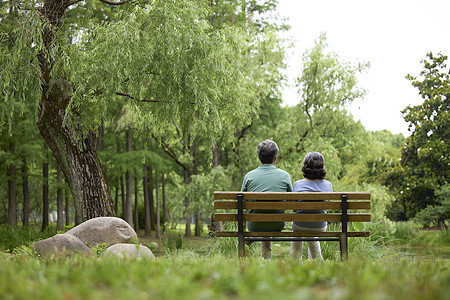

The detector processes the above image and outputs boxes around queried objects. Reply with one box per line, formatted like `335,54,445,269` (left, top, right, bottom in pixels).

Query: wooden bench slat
215,231,370,238
215,213,371,222
214,191,370,201
214,200,370,210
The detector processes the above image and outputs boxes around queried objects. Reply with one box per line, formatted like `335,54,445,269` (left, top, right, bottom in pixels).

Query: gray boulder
33,234,91,257
102,244,155,259
66,217,137,247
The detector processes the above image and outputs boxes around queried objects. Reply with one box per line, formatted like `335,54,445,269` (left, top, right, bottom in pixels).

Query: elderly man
241,139,293,259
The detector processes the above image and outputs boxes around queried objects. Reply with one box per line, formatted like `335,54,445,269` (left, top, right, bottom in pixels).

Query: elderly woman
290,152,332,260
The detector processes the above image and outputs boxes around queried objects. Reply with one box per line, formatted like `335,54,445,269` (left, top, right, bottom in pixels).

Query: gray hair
257,139,279,164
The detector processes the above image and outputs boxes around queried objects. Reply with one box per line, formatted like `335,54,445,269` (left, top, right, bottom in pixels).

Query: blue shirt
293,179,332,228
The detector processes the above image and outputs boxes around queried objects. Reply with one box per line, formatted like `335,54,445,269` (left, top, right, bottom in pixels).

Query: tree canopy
386,52,449,226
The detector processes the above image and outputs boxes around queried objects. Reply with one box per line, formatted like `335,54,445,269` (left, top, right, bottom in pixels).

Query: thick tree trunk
143,165,151,236
42,149,49,231
37,0,114,224
56,163,64,231
124,130,133,226
38,118,114,224
7,141,17,226
21,158,30,227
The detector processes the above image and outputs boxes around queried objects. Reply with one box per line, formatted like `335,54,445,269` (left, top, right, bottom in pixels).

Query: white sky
276,0,450,136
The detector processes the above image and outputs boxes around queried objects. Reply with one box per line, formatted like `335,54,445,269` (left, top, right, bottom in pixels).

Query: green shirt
241,164,292,231
241,164,293,193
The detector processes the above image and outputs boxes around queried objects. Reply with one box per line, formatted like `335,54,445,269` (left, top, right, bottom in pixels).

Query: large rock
102,244,155,259
33,234,91,257
66,217,137,247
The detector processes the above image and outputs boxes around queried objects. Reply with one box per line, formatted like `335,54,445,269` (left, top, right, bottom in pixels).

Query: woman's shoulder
294,179,332,187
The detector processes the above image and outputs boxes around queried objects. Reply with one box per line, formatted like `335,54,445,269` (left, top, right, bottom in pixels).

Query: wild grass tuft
0,225,57,252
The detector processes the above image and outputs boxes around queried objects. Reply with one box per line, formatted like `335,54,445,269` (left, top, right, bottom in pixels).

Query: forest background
0,0,448,238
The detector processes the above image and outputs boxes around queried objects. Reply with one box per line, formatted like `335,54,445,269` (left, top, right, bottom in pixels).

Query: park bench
213,191,371,259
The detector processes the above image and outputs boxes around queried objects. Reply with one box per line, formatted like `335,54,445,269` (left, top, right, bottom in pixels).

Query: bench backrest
214,192,371,223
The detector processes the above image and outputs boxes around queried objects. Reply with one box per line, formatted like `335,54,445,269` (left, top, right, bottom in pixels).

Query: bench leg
339,232,348,260
237,194,245,258
238,236,245,258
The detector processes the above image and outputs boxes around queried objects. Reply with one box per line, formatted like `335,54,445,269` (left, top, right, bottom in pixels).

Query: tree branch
115,92,159,103
66,0,84,7
172,121,185,148
29,62,47,85
98,0,129,6
153,135,188,171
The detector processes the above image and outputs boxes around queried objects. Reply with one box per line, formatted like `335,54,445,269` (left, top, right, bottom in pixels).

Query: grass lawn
0,223,449,300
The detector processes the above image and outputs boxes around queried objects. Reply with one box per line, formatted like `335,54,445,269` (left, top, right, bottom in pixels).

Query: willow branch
29,62,46,85
153,135,188,170
172,121,185,148
115,92,159,103
98,0,129,6
66,0,84,7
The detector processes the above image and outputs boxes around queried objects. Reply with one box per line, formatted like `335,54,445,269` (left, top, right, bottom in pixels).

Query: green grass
0,252,448,300
0,225,61,252
0,223,449,300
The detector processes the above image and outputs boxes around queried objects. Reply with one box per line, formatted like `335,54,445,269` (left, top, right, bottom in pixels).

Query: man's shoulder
244,167,259,176
274,167,291,177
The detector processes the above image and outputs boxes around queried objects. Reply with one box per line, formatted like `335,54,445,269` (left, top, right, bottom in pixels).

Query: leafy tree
1,0,255,223
386,53,449,224
276,34,368,180
414,184,449,229
207,1,288,188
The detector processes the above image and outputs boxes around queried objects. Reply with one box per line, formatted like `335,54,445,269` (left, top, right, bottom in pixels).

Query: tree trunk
124,130,133,226
195,213,201,237
193,141,201,237
38,119,114,224
184,168,191,238
125,170,133,225
42,147,49,231
143,165,151,236
149,166,155,231
65,185,70,226
134,176,139,233
56,163,64,231
22,158,30,227
162,172,166,234
114,179,119,217
211,145,223,231
213,144,221,167
117,136,123,217
156,173,161,239
37,0,114,224
7,141,17,226
120,175,125,217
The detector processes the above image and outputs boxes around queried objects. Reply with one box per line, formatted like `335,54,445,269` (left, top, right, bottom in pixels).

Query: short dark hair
302,152,326,179
257,139,279,164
